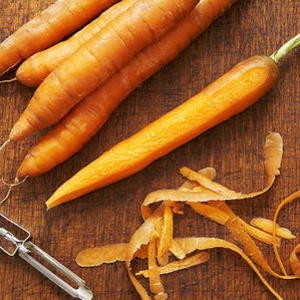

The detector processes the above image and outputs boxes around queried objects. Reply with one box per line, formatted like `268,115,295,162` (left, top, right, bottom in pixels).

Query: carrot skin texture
10,0,198,142
17,0,139,87
0,0,118,76
46,56,279,208
17,0,236,178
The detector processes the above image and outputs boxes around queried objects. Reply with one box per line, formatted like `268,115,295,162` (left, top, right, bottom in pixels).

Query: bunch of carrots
0,0,236,203
0,0,299,210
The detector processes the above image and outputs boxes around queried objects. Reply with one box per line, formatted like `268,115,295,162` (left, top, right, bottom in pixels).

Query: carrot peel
173,237,283,300
272,190,300,276
136,252,209,278
142,133,282,208
290,244,300,277
251,217,295,240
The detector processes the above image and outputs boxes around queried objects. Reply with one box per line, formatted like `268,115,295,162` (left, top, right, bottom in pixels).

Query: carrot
16,0,139,87
17,0,236,178
45,34,300,209
0,0,118,77
9,0,198,142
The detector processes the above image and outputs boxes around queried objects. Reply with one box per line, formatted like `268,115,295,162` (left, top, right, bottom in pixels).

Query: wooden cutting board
0,0,299,299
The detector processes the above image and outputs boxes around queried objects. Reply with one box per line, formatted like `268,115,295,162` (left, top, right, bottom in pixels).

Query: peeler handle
18,242,93,300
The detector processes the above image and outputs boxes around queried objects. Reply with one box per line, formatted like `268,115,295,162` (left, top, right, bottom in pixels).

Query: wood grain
0,0,299,299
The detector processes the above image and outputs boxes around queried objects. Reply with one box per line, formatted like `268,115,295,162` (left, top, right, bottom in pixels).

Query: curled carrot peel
143,161,296,279
142,133,282,207
239,220,281,246
272,190,300,276
147,237,167,298
126,207,164,299
251,217,295,240
206,202,281,246
183,169,296,279
224,216,280,277
173,237,283,300
125,261,152,300
189,202,230,225
147,165,281,278
168,239,186,260
290,244,300,277
76,243,129,267
76,243,149,267
136,252,209,278
157,204,174,266
186,190,279,277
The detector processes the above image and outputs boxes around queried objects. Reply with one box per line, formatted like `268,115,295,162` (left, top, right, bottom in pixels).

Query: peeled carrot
9,0,198,142
17,0,235,178
16,0,139,87
45,34,300,209
0,0,117,77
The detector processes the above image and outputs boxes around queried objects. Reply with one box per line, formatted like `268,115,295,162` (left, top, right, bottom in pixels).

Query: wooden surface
0,0,300,299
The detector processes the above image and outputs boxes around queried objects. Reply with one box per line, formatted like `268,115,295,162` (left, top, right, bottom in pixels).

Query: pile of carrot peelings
76,133,299,299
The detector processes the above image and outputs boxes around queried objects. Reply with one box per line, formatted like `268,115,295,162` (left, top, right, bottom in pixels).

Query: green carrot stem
270,33,300,64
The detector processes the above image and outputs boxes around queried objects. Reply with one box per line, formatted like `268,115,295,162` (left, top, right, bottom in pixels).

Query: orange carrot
46,34,300,208
16,0,139,87
9,0,198,142
46,48,293,208
17,0,236,178
0,0,117,77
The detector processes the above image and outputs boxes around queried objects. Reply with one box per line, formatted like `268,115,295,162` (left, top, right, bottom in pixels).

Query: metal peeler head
0,212,30,256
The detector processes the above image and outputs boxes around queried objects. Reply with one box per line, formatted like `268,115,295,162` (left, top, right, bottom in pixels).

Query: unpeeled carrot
46,54,281,208
9,0,198,142
17,0,236,178
0,0,117,77
16,0,139,87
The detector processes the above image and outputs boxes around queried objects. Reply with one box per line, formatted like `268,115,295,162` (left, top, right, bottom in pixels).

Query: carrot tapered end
10,118,33,142
46,178,95,209
46,191,69,209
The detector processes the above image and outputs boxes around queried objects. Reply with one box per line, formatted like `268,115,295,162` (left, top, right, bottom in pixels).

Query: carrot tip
46,199,56,210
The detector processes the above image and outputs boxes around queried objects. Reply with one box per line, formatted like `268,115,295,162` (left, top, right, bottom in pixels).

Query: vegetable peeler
0,213,93,299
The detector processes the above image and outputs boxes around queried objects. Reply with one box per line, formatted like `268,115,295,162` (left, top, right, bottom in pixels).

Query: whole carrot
9,0,198,142
45,34,300,209
17,0,236,178
16,0,139,87
0,0,118,77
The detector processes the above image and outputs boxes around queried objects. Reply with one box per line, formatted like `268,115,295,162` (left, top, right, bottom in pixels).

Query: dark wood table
1,0,299,299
